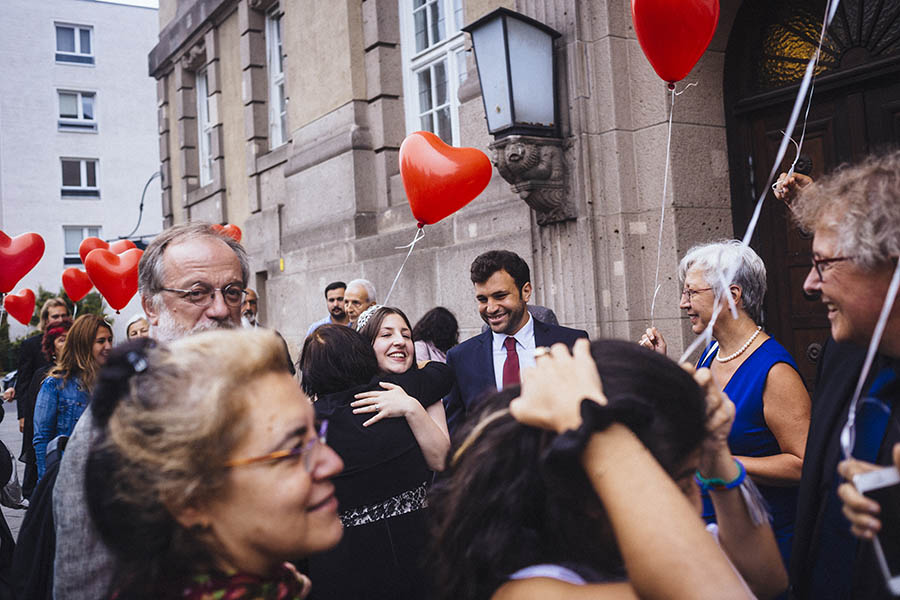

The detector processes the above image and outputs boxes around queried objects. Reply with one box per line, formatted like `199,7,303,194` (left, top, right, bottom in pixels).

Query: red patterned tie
502,336,520,388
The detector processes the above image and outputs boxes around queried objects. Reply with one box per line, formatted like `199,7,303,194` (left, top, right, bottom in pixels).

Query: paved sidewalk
0,403,26,540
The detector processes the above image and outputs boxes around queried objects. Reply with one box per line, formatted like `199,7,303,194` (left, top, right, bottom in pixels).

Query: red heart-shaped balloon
399,131,492,226
62,268,94,303
79,237,107,264
0,231,45,293
212,224,242,242
109,239,137,254
79,237,136,263
84,248,143,311
3,289,35,326
632,0,719,84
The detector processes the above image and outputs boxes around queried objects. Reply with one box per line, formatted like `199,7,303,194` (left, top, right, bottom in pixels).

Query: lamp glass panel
507,18,555,127
469,17,511,132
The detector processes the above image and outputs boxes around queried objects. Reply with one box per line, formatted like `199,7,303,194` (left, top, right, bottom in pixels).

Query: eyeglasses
225,420,329,471
160,283,246,307
810,255,854,282
680,287,712,301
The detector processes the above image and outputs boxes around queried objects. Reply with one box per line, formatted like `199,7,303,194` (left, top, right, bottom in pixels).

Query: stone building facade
148,0,900,372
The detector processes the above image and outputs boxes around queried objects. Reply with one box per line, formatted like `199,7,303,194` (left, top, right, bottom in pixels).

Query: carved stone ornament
489,135,574,225
180,41,206,71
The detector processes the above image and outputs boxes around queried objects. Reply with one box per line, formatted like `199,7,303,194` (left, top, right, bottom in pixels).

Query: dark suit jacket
790,338,900,599
443,318,588,434
14,334,49,421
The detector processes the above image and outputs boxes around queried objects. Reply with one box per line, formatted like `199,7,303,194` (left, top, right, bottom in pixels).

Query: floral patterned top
178,562,310,600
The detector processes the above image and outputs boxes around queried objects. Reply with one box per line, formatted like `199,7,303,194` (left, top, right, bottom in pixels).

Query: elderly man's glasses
160,283,246,307
811,255,854,282
226,420,328,472
681,287,712,301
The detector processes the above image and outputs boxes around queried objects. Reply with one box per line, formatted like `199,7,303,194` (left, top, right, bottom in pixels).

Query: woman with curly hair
33,314,112,479
412,306,459,363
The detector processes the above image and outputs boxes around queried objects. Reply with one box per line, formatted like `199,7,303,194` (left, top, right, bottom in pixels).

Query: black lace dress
307,362,452,600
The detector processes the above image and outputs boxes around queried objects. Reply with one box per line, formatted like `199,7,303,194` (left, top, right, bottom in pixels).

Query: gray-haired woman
641,239,810,566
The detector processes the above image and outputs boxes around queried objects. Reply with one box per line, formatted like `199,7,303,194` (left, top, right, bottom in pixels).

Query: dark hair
299,324,379,397
428,339,708,600
41,316,73,361
470,250,530,291
358,306,414,348
412,307,459,354
324,281,346,297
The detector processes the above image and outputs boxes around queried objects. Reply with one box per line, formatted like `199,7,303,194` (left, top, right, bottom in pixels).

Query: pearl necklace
716,326,762,363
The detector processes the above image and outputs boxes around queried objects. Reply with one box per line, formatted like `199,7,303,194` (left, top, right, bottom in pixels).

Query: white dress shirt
491,312,536,391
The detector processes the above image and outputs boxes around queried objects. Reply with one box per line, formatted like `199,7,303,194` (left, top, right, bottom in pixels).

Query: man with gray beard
52,223,248,600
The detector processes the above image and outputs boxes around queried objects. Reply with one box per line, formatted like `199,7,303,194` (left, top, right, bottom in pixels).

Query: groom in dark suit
444,250,588,434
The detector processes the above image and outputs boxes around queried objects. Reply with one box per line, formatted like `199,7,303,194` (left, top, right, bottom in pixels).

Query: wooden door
724,0,900,390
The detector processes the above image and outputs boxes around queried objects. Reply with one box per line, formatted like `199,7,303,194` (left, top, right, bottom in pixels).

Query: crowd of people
0,149,897,599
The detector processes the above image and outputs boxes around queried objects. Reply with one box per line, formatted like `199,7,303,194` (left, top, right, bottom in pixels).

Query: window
401,0,466,145
58,90,96,131
61,158,99,198
196,69,213,186
56,23,94,65
63,226,101,264
266,7,287,148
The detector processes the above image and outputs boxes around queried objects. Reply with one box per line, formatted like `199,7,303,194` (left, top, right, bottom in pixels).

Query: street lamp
463,8,574,225
463,8,561,138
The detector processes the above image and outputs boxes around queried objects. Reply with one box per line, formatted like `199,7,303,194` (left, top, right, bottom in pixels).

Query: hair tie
125,350,148,374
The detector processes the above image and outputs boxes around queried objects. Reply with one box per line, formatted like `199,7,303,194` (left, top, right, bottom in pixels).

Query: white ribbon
383,227,426,306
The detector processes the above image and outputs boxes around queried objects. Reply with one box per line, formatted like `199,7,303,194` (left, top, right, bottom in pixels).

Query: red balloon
109,239,137,254
79,237,136,263
78,237,107,264
399,131,492,226
3,289,35,326
211,224,242,242
84,248,143,311
632,0,720,84
62,268,94,303
0,231,44,294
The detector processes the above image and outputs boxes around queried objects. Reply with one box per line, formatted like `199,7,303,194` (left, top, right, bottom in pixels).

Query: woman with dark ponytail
85,329,344,599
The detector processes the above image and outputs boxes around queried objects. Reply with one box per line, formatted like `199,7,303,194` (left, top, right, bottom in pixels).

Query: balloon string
840,260,900,459
678,0,841,365
72,303,78,319
649,85,677,324
383,227,426,306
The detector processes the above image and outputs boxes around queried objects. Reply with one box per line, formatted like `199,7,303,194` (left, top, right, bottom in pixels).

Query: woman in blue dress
641,239,810,566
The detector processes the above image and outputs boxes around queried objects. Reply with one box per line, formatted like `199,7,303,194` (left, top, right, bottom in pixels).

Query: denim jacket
33,375,89,478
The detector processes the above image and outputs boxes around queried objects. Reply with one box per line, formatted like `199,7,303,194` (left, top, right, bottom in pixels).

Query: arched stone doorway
724,0,900,389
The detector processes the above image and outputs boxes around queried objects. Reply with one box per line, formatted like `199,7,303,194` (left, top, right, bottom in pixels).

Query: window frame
63,226,101,264
57,89,97,132
195,68,213,186
60,158,100,198
55,22,95,65
266,5,287,149
399,0,467,146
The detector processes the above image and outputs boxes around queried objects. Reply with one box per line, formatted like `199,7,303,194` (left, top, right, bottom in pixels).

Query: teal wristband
695,458,746,492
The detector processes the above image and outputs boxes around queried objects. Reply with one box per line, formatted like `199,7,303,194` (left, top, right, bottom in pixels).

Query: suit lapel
533,317,549,347
478,329,495,389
